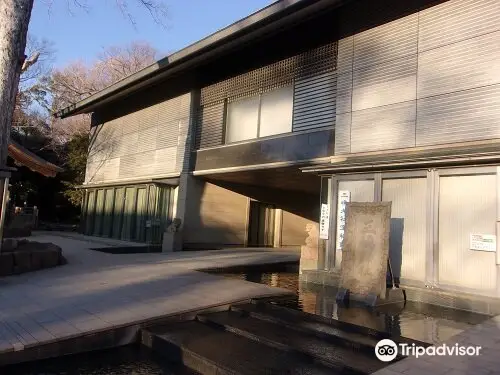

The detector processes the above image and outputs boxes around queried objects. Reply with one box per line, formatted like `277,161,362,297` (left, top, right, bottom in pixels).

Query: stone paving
0,232,297,354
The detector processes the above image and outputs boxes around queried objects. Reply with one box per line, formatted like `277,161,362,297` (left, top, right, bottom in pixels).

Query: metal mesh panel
200,42,338,106
195,42,338,149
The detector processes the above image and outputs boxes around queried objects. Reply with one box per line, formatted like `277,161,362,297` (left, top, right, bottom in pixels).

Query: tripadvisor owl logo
375,339,398,362
375,339,482,362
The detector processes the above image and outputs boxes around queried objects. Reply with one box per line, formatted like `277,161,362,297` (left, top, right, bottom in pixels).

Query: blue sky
28,0,274,68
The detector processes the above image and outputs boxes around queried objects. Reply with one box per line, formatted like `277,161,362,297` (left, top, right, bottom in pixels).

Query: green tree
61,132,89,207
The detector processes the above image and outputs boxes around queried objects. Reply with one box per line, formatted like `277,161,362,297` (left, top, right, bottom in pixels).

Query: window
225,96,259,143
225,86,293,143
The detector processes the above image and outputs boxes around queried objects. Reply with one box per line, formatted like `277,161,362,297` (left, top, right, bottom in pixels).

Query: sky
28,0,275,68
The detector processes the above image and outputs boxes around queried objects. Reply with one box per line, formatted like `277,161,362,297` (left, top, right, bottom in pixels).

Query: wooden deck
0,232,297,363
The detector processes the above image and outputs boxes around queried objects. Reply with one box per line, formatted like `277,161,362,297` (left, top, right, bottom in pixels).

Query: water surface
2,345,194,375
216,271,490,344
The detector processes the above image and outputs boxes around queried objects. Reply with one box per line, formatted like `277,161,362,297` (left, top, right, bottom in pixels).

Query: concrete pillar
162,174,189,252
273,209,282,248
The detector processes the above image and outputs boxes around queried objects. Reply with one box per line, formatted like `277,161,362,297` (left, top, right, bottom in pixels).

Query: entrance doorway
248,201,276,247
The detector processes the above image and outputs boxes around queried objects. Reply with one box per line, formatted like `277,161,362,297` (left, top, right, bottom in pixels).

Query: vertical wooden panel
102,188,115,238
93,189,105,236
112,188,125,240
438,174,497,294
135,188,147,242
382,178,427,283
85,190,95,235
122,187,137,241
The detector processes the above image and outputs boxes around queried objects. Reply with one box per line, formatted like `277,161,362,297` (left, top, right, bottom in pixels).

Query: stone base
299,258,318,274
336,287,406,308
377,287,406,306
162,232,182,252
0,240,64,276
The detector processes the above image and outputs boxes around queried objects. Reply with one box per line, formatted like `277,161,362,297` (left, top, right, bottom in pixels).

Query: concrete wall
280,210,311,249
335,0,500,154
180,175,318,250
182,177,248,249
86,93,192,184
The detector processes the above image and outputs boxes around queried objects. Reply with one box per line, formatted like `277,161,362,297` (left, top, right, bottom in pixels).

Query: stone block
2,238,18,252
31,250,43,270
162,232,182,252
299,223,320,273
39,250,60,268
0,253,14,276
13,251,31,273
339,202,392,300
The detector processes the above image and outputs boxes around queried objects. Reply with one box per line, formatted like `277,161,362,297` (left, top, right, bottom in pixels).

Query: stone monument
299,223,319,273
336,202,404,307
162,218,182,252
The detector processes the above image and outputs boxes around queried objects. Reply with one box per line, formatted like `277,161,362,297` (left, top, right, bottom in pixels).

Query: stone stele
338,202,392,300
299,222,319,273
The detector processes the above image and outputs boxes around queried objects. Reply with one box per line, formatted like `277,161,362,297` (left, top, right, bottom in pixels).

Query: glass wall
82,183,174,244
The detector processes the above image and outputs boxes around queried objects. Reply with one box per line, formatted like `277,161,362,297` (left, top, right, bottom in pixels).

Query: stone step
232,302,382,349
197,310,386,374
142,320,354,375
233,301,427,349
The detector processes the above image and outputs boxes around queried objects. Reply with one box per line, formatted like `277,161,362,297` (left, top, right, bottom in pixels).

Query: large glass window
225,86,293,143
259,86,294,137
225,96,259,143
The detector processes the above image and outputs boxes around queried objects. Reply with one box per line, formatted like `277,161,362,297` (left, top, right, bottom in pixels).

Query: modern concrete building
58,0,500,309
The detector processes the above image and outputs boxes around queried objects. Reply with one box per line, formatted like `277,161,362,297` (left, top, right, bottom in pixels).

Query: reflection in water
3,345,191,375
218,271,490,344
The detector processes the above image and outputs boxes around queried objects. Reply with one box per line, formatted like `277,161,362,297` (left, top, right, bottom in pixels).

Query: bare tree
0,0,167,164
20,34,55,85
48,41,158,144
0,0,35,165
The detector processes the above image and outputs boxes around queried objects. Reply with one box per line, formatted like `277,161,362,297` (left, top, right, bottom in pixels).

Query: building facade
58,0,500,308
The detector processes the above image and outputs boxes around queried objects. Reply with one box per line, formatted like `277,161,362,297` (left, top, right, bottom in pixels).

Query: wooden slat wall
86,93,191,184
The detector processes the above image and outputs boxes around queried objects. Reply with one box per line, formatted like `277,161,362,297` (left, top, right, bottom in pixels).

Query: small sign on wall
336,190,350,251
470,234,496,252
319,203,330,240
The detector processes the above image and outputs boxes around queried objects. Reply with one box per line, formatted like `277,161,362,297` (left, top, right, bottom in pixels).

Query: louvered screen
194,102,225,149
293,71,336,132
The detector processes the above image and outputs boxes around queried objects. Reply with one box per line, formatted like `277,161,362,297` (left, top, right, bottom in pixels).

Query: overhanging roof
55,0,346,118
302,140,500,174
8,140,64,178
